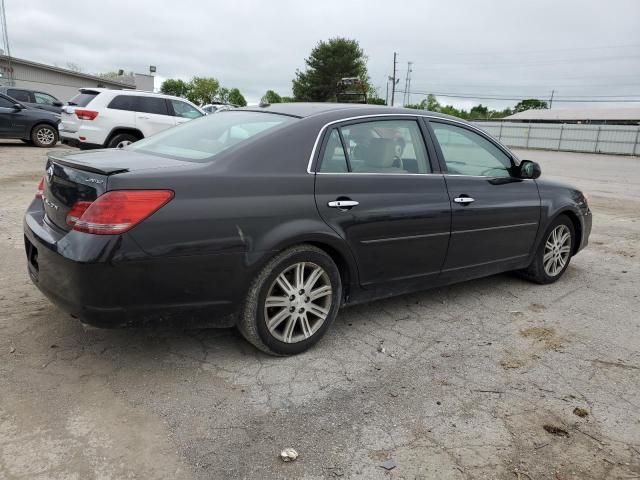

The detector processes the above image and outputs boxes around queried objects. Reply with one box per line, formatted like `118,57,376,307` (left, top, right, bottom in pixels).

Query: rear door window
68,91,99,107
107,95,137,111
135,96,170,116
7,89,32,103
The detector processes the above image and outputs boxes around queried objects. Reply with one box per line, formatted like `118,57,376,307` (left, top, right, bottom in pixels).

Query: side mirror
12,103,24,111
519,160,541,179
52,101,63,107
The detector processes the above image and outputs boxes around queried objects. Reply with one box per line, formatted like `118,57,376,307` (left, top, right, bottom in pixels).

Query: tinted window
107,95,136,111
170,100,203,119
34,92,58,105
338,120,430,174
136,96,169,116
129,111,294,162
7,89,31,102
432,122,512,177
0,96,15,108
68,91,98,107
319,129,348,173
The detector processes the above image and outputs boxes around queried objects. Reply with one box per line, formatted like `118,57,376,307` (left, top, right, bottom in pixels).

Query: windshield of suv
128,111,295,162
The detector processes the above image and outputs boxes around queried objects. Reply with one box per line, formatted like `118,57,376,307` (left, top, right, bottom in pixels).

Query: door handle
137,115,150,119
328,200,359,209
453,196,475,204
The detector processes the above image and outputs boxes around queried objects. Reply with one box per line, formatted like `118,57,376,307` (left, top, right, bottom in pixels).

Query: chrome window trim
306,113,513,175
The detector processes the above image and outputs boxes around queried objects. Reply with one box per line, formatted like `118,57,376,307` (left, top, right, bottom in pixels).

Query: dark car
0,86,64,114
23,104,592,355
0,93,60,147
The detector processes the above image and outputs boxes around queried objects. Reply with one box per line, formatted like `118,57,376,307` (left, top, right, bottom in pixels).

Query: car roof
78,88,193,102
239,102,457,121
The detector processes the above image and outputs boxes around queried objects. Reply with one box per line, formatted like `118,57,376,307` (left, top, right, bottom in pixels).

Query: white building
0,55,153,102
504,107,640,125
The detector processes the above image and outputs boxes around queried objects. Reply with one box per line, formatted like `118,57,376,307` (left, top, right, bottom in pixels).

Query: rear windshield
68,91,98,107
128,111,295,162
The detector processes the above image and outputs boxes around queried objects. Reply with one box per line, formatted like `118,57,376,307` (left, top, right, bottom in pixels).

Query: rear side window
7,89,31,102
136,96,169,116
107,95,136,111
319,129,348,173
68,91,98,107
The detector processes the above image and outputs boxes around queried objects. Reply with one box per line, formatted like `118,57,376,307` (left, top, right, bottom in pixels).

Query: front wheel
31,124,58,148
238,245,342,355
519,215,575,284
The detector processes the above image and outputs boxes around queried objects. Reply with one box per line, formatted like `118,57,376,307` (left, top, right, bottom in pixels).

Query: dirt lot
1,141,639,480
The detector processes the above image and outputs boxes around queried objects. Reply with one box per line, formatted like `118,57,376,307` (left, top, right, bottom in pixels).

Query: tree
227,88,247,107
292,37,369,102
160,79,190,98
187,77,220,105
469,104,489,120
514,98,548,113
216,87,230,103
262,90,282,104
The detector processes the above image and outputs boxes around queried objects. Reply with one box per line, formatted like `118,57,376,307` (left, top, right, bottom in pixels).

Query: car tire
238,244,342,355
31,124,58,148
519,215,575,284
107,133,139,149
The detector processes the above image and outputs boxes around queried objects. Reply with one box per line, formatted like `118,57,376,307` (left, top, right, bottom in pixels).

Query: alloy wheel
264,262,332,343
36,128,55,145
543,224,571,277
117,140,132,149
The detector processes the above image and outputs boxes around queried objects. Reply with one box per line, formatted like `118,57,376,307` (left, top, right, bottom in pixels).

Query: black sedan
24,104,591,355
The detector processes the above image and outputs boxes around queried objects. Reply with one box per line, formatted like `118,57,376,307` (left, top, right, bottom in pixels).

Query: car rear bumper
24,201,242,329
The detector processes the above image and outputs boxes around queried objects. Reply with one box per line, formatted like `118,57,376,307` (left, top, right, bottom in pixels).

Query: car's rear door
426,119,541,279
314,116,451,288
134,97,175,136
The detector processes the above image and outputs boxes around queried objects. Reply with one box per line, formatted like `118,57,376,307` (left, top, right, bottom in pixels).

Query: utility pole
390,52,398,107
549,89,555,109
0,0,13,85
404,61,412,105
385,77,390,105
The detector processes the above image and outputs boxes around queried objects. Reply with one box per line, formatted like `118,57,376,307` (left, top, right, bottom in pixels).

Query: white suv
59,88,204,149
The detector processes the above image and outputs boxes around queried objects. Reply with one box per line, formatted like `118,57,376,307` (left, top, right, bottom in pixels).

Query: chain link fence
473,121,640,156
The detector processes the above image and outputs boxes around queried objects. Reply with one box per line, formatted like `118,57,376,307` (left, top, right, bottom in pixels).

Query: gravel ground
1,141,639,480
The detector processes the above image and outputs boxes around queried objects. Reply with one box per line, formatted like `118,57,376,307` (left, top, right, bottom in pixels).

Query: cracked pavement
1,142,639,479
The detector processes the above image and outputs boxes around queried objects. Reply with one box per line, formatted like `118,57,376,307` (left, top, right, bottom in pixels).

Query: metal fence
473,121,640,156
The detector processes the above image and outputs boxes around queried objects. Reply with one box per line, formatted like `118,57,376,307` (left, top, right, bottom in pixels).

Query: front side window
170,100,203,119
128,111,295,162
336,119,430,174
34,92,58,105
135,96,169,116
7,89,31,102
0,96,15,108
432,122,513,177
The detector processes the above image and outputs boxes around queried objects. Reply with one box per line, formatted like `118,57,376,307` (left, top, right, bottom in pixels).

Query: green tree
262,90,283,104
514,98,548,113
469,104,489,120
281,96,295,103
187,77,220,105
216,87,230,103
227,88,247,107
292,37,369,102
160,78,190,98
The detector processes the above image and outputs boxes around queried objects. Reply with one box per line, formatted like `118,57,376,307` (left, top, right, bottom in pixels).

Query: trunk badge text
85,178,104,184
42,196,59,210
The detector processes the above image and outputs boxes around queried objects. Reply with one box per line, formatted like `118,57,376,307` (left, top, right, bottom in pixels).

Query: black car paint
23,104,592,328
0,93,60,141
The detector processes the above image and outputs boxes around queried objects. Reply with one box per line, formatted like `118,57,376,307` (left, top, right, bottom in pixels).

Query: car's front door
427,120,541,278
314,117,451,288
0,96,18,135
169,99,203,125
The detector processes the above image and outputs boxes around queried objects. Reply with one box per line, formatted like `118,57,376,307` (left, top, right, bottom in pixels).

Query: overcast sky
8,0,640,109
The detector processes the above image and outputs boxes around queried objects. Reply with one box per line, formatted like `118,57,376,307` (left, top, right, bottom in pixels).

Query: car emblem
46,165,54,183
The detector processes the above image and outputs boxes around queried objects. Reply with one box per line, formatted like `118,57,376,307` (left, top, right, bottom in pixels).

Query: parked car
59,88,205,149
0,86,64,114
202,104,236,114
24,104,592,355
0,92,60,147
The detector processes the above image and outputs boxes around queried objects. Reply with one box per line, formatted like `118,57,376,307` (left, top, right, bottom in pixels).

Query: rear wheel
519,215,575,284
31,124,58,148
238,245,342,355
107,133,139,149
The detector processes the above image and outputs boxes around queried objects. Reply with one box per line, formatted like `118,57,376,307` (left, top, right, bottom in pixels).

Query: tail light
75,109,99,120
35,177,44,199
66,190,174,234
